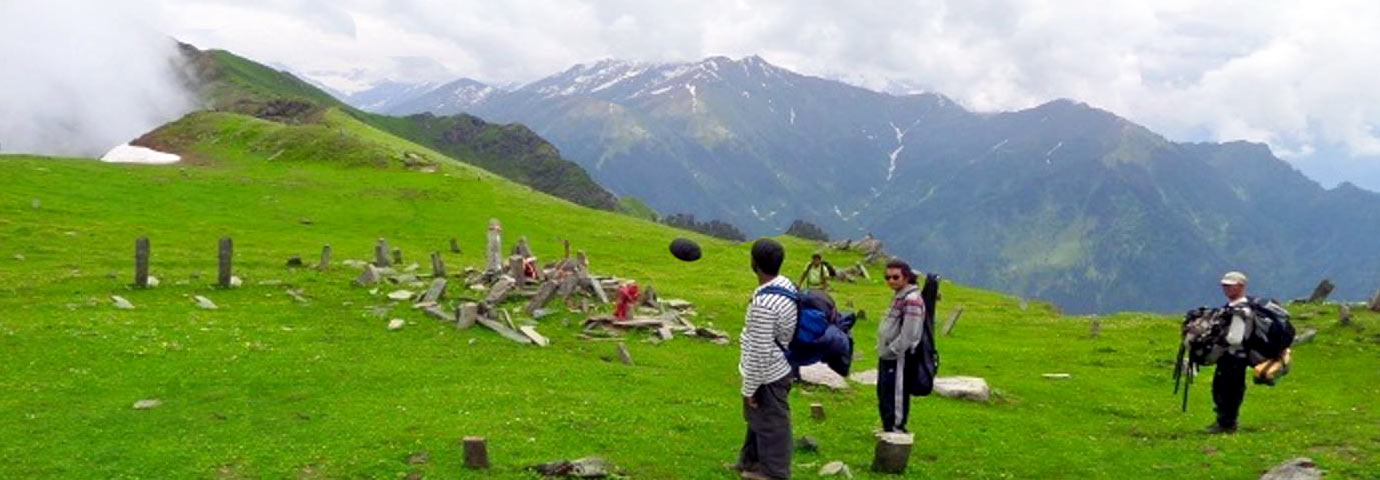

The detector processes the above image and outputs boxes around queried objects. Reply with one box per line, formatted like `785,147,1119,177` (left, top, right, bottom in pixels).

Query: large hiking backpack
755,286,853,374
903,274,941,396
1246,297,1294,360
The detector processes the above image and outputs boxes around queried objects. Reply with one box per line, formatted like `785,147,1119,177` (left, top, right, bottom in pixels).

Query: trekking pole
1180,368,1193,412
1172,344,1186,394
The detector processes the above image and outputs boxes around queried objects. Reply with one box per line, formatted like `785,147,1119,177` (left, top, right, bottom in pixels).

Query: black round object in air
670,238,702,262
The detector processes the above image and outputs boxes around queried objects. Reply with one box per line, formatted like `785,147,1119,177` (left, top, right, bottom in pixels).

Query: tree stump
457,302,479,330
1307,279,1335,303
871,432,913,474
810,403,826,420
942,307,963,336
217,237,233,288
317,244,331,270
134,237,150,288
374,238,391,268
462,436,489,469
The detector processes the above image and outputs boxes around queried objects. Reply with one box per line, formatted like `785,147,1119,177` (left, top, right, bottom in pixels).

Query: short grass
2,112,1378,479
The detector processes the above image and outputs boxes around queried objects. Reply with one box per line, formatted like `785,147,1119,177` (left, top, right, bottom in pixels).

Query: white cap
1220,271,1248,286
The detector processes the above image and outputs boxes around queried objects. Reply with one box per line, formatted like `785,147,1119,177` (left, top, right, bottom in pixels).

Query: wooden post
942,307,963,336
871,432,913,474
217,237,233,288
134,237,150,287
449,238,461,254
457,303,478,330
317,244,332,270
462,436,489,469
392,248,403,266
374,238,390,268
810,403,826,420
431,251,447,278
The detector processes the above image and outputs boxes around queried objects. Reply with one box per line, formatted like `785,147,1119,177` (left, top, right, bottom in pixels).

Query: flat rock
819,461,852,478
133,398,161,410
355,265,381,286
797,436,820,453
798,363,849,390
194,296,218,310
386,290,415,301
1260,458,1323,480
228,276,243,288
111,295,135,310
849,369,878,385
530,456,612,478
1042,373,1072,380
934,376,991,402
1294,328,1317,345
146,276,160,287
387,319,405,331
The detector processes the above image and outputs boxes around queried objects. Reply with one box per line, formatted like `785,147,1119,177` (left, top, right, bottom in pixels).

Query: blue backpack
755,286,838,368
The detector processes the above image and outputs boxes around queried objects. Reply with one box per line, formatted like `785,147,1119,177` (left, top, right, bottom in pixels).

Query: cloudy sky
5,0,1379,189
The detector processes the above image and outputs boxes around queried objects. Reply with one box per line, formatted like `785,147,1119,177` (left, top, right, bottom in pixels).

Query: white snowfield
100,144,181,165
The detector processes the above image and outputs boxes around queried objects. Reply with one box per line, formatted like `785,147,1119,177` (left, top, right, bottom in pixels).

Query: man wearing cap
1208,271,1252,434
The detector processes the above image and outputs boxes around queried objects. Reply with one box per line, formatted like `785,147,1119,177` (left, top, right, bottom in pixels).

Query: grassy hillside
182,44,617,210
1,111,1378,479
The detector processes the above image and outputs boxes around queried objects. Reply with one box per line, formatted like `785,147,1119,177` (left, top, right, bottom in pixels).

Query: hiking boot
1203,423,1237,435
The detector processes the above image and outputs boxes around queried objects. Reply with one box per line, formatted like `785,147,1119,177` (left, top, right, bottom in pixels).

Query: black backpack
1246,297,1294,360
903,273,941,396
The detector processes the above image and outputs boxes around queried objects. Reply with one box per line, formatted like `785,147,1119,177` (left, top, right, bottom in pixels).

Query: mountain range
322,56,1380,313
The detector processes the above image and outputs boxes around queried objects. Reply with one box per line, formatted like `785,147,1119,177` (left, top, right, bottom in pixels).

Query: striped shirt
878,285,925,360
740,276,798,397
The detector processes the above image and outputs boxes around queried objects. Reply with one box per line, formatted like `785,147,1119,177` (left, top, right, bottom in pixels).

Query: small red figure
614,281,640,320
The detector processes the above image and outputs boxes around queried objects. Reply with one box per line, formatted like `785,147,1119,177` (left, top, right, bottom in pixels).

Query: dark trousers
1213,353,1248,427
738,376,793,479
878,358,911,432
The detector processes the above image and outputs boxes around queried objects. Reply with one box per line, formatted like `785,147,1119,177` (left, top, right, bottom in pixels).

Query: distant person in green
798,253,830,291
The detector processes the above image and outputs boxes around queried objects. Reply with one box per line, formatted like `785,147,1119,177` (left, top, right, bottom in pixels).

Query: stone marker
849,369,879,386
355,265,381,286
1090,317,1102,338
194,296,218,310
449,238,461,254
799,363,849,390
111,295,135,310
617,342,634,365
819,461,851,478
1369,288,1380,312
810,403,826,420
525,280,559,315
1294,328,1317,345
285,255,304,267
388,319,405,331
1339,304,1352,326
317,245,332,270
430,252,446,278
1306,279,1335,303
419,278,447,304
485,276,516,304
519,326,549,347
942,306,963,336
934,376,991,402
1259,457,1323,480
486,219,503,273
133,399,161,410
134,237,150,287
462,436,489,469
871,431,914,474
374,238,391,268
392,248,403,266
457,303,479,330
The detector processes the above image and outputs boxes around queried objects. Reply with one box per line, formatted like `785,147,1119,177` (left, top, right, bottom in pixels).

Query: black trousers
1213,353,1248,428
738,376,793,479
878,358,911,432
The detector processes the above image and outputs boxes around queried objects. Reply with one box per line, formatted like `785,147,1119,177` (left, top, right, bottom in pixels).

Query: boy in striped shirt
732,238,798,479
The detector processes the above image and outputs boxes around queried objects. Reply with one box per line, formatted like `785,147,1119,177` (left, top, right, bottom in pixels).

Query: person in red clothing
614,281,640,320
